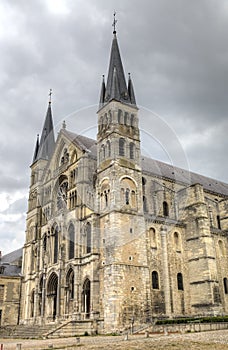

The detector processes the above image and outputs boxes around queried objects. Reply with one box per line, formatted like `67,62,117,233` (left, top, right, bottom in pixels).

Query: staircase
0,324,56,339
45,319,95,338
0,319,98,339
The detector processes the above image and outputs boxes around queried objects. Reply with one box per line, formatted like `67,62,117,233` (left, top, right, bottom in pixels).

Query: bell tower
97,17,150,332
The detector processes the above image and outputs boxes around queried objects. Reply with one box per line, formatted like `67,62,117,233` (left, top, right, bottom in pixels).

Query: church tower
21,96,55,321
97,17,150,331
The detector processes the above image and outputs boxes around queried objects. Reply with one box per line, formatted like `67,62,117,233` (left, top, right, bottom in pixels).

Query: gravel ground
1,329,228,350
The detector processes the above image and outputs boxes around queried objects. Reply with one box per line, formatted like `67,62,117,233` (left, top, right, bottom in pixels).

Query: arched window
43,233,47,252
174,232,180,251
86,223,91,254
218,240,225,256
224,278,228,294
53,226,59,264
125,188,130,205
142,177,146,194
108,110,112,124
143,196,148,212
177,273,184,290
152,271,159,289
129,143,135,159
118,109,123,124
217,215,221,229
106,140,111,157
149,227,156,247
124,112,128,125
119,138,125,156
68,223,75,260
130,114,135,127
163,201,169,217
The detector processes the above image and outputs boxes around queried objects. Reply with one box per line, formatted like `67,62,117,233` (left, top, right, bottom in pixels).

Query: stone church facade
20,28,228,333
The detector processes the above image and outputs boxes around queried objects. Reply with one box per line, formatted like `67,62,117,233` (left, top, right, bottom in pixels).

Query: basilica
20,25,228,333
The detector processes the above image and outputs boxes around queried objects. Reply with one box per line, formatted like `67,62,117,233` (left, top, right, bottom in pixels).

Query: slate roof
0,247,22,277
63,131,228,197
36,102,55,161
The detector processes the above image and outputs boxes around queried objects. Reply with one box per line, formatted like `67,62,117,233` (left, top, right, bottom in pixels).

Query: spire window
129,143,135,159
119,138,125,156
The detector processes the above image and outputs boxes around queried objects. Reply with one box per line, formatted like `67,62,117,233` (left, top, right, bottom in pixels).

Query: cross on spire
112,11,117,34
49,88,52,104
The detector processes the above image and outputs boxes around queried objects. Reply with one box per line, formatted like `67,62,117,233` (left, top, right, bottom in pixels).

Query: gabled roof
62,129,97,158
62,132,228,196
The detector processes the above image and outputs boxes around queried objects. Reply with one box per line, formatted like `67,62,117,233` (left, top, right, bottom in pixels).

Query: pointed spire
32,134,40,163
99,75,106,108
100,13,137,108
128,73,136,105
37,91,55,160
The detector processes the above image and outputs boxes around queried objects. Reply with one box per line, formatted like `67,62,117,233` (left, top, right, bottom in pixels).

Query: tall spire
32,134,40,163
101,13,137,107
37,90,55,160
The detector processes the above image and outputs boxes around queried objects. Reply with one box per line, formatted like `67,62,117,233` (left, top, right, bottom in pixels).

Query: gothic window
119,138,125,156
86,223,91,254
143,196,148,212
108,110,112,124
218,240,225,256
60,148,69,165
142,177,146,194
53,226,59,264
106,140,111,157
224,278,228,294
131,190,136,207
130,114,135,127
43,233,47,252
124,112,128,125
217,215,221,229
152,271,159,289
57,181,68,210
129,142,135,159
30,289,35,318
103,113,108,126
177,273,184,290
125,188,130,205
68,223,75,260
174,232,180,251
120,177,137,209
100,180,110,210
118,109,123,124
163,201,169,217
149,227,157,247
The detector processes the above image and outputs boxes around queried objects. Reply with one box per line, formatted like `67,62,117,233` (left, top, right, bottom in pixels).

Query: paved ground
1,329,228,349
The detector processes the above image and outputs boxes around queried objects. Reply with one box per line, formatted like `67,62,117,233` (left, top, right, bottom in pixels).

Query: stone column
160,226,172,317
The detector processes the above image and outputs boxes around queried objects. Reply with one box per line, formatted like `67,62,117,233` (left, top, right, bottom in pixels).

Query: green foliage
156,315,228,325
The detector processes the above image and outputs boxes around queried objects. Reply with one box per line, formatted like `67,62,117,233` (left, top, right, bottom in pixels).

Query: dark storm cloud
0,0,227,253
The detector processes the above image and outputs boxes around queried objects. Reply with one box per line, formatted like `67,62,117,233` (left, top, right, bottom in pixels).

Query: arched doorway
66,268,74,315
82,279,90,318
47,272,58,320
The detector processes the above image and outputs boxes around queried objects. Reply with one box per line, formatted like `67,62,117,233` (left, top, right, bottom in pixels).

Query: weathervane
49,88,52,104
112,11,117,34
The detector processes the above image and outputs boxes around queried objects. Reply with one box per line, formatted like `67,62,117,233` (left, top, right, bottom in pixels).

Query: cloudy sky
1,0,228,254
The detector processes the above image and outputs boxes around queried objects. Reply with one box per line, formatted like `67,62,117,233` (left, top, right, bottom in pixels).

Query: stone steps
0,324,55,339
46,320,94,338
